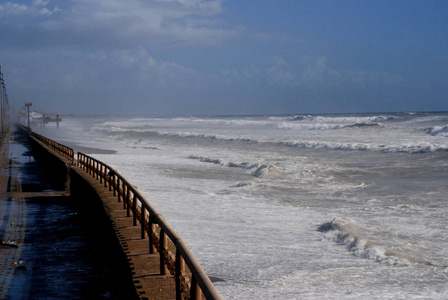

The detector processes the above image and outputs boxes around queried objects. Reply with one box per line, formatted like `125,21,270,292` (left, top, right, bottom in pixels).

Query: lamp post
25,102,32,136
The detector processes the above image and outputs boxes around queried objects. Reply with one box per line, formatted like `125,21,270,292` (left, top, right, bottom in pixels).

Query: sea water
33,112,448,299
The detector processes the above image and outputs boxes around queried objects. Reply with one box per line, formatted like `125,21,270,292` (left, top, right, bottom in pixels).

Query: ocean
33,112,448,299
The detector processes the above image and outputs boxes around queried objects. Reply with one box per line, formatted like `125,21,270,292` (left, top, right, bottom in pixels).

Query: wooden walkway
72,166,178,300
6,126,222,299
0,131,179,299
0,132,137,298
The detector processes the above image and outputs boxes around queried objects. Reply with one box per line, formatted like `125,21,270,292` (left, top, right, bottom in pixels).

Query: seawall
22,124,222,300
22,126,139,298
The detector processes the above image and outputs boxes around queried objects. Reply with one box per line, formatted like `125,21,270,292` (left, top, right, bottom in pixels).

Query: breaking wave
289,115,313,121
188,155,279,178
298,115,398,124
94,126,256,143
174,117,274,126
427,125,448,137
284,140,448,153
319,218,430,266
92,115,448,154
96,126,448,153
278,122,382,130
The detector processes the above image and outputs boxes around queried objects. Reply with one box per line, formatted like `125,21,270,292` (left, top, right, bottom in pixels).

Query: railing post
121,181,126,207
117,178,121,202
126,188,131,217
133,194,137,226
175,252,185,300
123,185,131,211
103,166,108,187
190,277,201,300
141,208,146,239
113,175,117,196
99,164,103,184
160,229,168,275
149,217,156,254
108,170,113,191
88,158,92,175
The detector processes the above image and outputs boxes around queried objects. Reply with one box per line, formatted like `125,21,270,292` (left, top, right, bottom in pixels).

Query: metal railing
30,129,75,163
76,152,222,300
18,125,222,299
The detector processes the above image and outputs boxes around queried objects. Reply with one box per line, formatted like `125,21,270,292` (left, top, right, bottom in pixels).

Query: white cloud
1,0,235,50
158,0,223,14
33,0,50,6
0,0,60,17
39,7,60,15
0,2,28,15
66,0,231,48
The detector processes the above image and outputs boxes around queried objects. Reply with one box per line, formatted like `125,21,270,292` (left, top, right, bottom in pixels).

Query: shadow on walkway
0,128,137,299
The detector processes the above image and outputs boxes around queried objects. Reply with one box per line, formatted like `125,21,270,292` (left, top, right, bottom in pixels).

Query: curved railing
19,124,74,163
31,131,74,163
77,152,222,300
22,122,222,300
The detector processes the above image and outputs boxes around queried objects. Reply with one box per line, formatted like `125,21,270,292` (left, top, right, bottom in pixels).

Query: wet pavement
0,130,117,299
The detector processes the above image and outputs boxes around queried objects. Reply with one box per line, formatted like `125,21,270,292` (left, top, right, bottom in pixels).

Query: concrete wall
26,133,71,192
26,130,139,299
70,169,138,299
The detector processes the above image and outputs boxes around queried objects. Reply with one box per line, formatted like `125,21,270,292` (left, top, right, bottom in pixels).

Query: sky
1,0,447,116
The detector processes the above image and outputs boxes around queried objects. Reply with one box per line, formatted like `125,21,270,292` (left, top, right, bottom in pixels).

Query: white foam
33,113,448,299
319,218,431,266
188,154,279,178
428,125,448,137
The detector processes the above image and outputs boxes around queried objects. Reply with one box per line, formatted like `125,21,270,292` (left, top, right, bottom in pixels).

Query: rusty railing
77,152,222,300
19,124,221,299
31,131,74,163
19,124,75,163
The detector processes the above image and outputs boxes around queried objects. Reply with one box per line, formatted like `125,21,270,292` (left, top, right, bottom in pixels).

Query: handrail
32,131,74,163
18,123,74,163
17,123,222,299
77,152,222,300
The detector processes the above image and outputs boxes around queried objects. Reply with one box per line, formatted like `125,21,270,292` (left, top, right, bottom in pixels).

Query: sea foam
319,218,430,266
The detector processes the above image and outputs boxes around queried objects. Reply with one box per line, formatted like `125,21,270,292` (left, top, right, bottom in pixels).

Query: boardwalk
73,171,177,299
0,126,221,299
0,129,140,298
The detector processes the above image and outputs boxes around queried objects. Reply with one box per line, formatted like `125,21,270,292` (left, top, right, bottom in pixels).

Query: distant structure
43,113,62,124
20,107,62,128
0,66,10,134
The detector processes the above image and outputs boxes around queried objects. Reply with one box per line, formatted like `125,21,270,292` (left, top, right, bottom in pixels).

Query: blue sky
1,0,447,115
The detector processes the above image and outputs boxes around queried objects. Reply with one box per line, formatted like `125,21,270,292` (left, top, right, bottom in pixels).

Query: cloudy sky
1,0,447,115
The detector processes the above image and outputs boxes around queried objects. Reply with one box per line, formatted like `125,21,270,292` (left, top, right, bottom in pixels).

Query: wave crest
427,125,448,137
188,155,279,178
319,218,430,266
284,140,448,153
